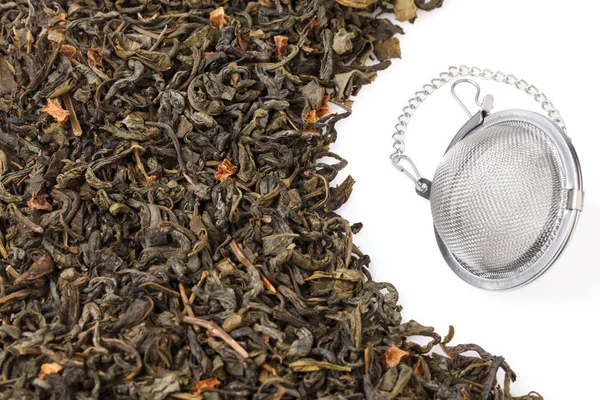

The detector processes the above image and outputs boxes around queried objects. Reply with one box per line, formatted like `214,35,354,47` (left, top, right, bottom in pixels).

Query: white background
332,0,599,398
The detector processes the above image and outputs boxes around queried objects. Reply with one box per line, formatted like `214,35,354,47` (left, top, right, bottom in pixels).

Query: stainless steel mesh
430,121,568,280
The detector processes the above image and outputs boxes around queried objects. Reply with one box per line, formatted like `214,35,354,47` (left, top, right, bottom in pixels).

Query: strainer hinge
566,189,584,211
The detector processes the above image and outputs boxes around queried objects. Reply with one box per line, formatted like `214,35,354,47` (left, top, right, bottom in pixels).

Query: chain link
390,65,567,189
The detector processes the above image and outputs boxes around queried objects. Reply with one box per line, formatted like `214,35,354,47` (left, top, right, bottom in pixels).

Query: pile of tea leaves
0,0,542,399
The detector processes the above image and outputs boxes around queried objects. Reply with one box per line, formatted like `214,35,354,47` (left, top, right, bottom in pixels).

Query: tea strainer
390,66,584,290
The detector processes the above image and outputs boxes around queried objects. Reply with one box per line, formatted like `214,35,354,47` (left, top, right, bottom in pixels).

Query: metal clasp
391,78,495,201
390,153,430,198
451,79,495,117
390,153,421,185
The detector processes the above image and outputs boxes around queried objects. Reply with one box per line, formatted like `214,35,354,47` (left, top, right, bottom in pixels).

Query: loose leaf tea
0,1,539,399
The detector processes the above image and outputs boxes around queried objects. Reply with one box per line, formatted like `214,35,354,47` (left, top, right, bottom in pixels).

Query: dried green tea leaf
262,233,298,255
289,360,352,372
333,29,356,54
374,37,402,61
394,0,418,22
334,70,378,100
15,251,54,287
133,374,180,400
0,2,540,399
305,269,363,282
328,175,356,210
415,0,445,11
336,0,378,8
0,57,17,95
287,328,314,359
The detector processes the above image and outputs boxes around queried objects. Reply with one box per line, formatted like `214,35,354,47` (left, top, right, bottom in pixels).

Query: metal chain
390,65,567,189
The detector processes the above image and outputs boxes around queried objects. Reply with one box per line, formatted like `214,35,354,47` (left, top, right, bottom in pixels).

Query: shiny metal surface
432,110,583,290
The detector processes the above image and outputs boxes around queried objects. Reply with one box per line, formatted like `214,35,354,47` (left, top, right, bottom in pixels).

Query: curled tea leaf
335,0,378,8
415,0,444,11
0,2,538,399
47,28,65,43
287,328,314,359
133,374,180,400
15,251,55,287
305,269,363,282
0,57,17,95
333,29,356,54
288,360,352,372
105,297,154,332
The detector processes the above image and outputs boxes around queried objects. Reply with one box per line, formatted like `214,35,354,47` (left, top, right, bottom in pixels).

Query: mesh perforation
430,121,567,279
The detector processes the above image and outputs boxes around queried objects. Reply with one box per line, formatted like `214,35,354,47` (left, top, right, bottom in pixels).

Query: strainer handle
390,65,567,192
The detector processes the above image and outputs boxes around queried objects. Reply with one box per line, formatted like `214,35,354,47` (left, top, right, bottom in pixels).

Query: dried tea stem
4,266,21,280
179,283,200,332
61,94,82,136
0,289,37,305
182,316,249,359
229,240,253,268
11,206,43,233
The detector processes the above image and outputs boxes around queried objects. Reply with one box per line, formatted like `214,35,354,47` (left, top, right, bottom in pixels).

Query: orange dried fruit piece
215,159,237,182
380,345,409,369
27,195,53,211
39,363,63,379
258,0,275,7
274,35,289,56
42,98,70,124
87,50,102,67
192,377,220,394
305,109,317,124
210,7,228,29
316,95,331,118
60,44,77,58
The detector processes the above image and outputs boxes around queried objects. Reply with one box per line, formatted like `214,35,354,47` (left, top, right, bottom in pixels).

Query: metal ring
434,109,583,290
